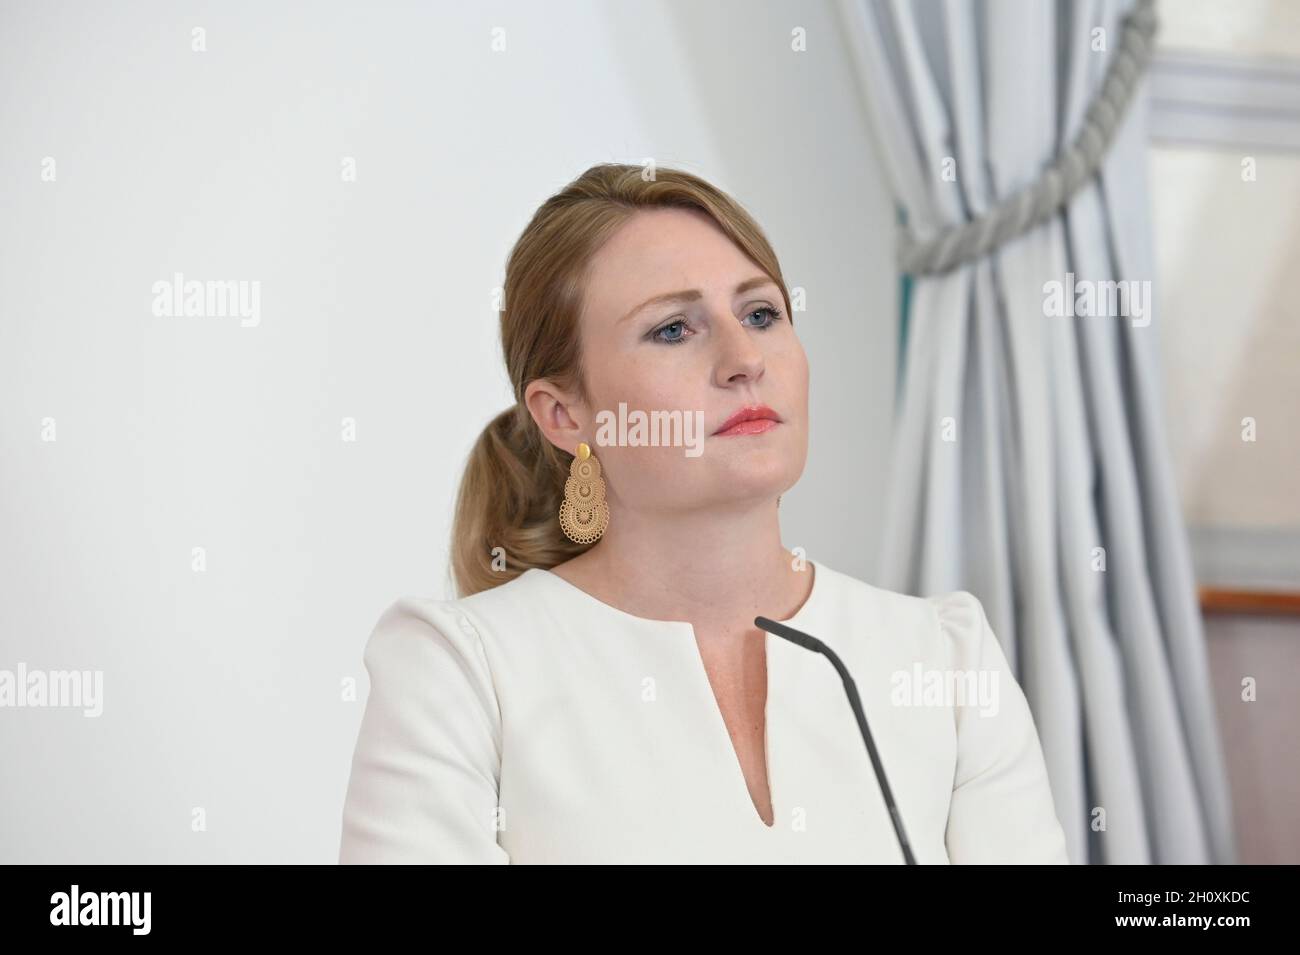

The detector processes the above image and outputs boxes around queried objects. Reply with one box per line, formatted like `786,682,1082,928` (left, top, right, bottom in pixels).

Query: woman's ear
523,379,586,456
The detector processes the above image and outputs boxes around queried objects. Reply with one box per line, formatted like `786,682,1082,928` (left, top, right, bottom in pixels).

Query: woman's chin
705,464,796,499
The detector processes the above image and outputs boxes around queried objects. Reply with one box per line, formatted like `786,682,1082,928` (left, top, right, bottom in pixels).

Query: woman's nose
712,312,766,386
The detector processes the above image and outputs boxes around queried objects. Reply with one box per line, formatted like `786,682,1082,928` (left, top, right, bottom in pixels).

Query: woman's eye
653,319,691,345
745,305,784,329
651,306,783,345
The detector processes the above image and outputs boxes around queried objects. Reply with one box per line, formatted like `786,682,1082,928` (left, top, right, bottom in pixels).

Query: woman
338,163,1070,864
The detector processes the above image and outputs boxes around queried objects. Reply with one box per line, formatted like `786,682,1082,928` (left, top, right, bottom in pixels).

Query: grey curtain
838,0,1236,864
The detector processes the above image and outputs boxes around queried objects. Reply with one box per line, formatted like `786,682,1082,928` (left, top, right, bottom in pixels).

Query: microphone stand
755,615,917,864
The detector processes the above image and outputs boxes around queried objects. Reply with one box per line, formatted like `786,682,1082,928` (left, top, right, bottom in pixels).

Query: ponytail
450,405,584,597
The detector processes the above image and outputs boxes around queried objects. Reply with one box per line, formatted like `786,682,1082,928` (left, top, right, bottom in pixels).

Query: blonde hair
450,162,793,597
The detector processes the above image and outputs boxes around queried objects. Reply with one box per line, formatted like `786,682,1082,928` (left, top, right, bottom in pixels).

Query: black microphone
755,615,917,864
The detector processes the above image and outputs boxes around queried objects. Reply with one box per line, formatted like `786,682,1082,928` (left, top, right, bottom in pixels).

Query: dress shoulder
917,589,1072,864
922,589,1005,670
926,589,984,635
339,595,509,864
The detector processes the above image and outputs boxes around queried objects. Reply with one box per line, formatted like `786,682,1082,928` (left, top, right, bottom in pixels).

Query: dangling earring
777,495,782,508
559,442,609,545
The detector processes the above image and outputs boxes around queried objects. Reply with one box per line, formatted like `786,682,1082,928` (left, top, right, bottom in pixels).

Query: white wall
1150,147,1300,533
0,1,897,862
1157,0,1300,59
1149,0,1300,537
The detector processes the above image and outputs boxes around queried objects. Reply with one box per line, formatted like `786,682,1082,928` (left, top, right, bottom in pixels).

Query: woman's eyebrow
618,275,776,324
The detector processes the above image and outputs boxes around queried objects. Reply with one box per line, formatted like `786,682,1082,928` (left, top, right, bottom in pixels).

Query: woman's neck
551,498,810,634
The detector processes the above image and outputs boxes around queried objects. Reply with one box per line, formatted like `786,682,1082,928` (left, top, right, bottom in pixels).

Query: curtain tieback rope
898,0,1158,276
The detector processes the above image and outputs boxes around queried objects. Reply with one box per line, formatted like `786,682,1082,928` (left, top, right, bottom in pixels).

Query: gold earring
559,442,609,545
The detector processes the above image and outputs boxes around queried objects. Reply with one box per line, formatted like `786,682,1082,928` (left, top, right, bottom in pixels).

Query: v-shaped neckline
526,561,821,831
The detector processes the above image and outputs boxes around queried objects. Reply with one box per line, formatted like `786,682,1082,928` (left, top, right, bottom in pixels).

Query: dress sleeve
929,591,1071,864
339,597,510,864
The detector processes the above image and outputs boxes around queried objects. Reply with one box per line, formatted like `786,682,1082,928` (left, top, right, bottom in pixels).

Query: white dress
338,560,1070,864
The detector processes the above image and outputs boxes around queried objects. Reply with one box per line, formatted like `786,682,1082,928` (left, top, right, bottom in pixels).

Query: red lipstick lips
713,404,781,437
